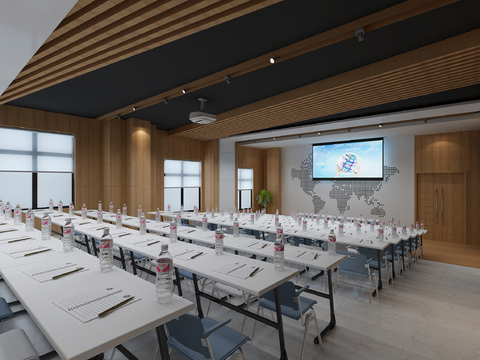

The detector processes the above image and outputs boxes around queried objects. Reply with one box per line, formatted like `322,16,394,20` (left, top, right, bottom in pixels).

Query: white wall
282,136,415,223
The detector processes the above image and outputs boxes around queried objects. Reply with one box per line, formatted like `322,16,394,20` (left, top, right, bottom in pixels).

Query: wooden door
417,173,464,243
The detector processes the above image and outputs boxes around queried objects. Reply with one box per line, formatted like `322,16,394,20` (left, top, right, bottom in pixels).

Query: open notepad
23,262,88,282
125,238,162,247
211,262,263,279
53,287,140,323
0,235,34,245
3,245,52,258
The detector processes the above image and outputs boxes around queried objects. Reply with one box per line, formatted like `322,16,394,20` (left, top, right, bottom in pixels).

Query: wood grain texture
0,0,281,104
171,28,480,140
422,239,480,269
265,148,281,214
235,144,265,212
415,130,480,246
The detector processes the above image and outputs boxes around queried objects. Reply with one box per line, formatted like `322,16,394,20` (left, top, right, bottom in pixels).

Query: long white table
0,217,194,360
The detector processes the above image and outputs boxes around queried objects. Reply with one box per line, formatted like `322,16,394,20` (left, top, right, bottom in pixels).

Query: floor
423,239,480,269
1,243,480,360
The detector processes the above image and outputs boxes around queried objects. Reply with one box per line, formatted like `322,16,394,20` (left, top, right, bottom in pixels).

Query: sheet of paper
3,245,51,258
125,238,162,247
53,287,140,323
0,235,34,245
211,262,246,275
22,262,88,282
170,248,195,258
175,251,205,261
229,265,263,279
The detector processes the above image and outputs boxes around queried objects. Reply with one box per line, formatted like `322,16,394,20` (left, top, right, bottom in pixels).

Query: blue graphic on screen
312,139,383,179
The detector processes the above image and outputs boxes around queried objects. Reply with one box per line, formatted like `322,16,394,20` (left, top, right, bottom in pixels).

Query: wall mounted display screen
312,138,384,180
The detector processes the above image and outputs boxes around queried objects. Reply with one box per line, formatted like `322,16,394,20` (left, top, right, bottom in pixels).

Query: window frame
237,168,253,210
164,159,201,211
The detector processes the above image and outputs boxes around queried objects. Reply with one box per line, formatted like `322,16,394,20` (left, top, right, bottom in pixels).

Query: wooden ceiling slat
0,0,275,104
54,0,112,32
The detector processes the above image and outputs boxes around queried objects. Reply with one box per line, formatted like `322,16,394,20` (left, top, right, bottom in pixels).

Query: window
164,159,201,211
0,128,74,209
238,168,253,210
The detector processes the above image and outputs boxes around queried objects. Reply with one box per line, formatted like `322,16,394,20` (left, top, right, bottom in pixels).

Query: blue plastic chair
335,251,378,303
0,297,14,321
358,247,393,288
166,313,250,360
252,281,322,360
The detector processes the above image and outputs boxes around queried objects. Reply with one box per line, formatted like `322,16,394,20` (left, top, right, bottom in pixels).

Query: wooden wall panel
265,148,281,214
235,144,265,212
415,130,480,246
0,104,102,209
203,140,219,211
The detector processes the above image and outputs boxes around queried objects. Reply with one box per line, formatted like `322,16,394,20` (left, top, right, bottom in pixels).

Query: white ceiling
0,0,77,96
226,100,480,148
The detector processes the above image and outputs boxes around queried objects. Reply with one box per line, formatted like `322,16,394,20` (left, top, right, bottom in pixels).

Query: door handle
435,189,438,225
441,188,444,225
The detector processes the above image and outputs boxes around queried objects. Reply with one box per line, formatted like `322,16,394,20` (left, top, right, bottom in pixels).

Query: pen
24,248,52,256
147,241,160,246
8,237,32,243
118,233,131,237
52,267,84,280
261,243,268,249
249,267,260,277
98,296,135,318
188,230,195,233
191,252,203,259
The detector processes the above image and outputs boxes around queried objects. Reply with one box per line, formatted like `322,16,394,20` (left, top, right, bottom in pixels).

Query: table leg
192,274,204,319
129,251,137,276
174,267,183,297
401,240,405,272
373,249,383,294
274,287,289,360
118,247,127,271
155,325,170,360
390,243,395,280
92,238,98,257
318,269,336,339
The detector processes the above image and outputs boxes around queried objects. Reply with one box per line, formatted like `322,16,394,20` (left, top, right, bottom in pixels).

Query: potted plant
257,189,272,209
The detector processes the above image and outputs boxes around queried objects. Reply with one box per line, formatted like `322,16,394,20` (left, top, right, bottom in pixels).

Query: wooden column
266,148,282,214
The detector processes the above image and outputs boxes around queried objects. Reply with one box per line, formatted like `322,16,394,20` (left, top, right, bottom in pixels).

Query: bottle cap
102,228,110,236
161,244,168,251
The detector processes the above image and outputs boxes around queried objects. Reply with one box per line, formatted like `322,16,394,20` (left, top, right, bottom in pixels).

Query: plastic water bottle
274,224,285,270
211,209,215,218
41,213,51,239
81,204,87,219
328,229,336,255
421,221,424,230
356,220,361,234
14,204,22,225
339,219,344,237
215,228,224,254
250,212,254,224
378,225,384,242
180,205,184,214
221,208,224,217
69,203,74,216
4,202,12,220
392,222,397,238
156,244,173,304
156,208,161,223
206,206,210,214
122,204,127,216
202,214,208,231
275,209,279,228
233,218,240,237
402,223,407,235
170,219,177,242
302,217,307,231
410,222,414,233
109,202,114,214
297,216,302,227
63,219,75,252
116,210,122,229
26,208,34,231
194,205,198,217
58,200,63,214
167,204,171,213
139,213,146,235
315,213,320,226
48,199,54,211
0,199,3,215
370,220,375,232
97,208,103,224
99,228,113,272
230,210,234,222
98,200,102,211
324,217,328,230
137,205,142,218
176,213,181,227
416,221,420,231
215,206,218,214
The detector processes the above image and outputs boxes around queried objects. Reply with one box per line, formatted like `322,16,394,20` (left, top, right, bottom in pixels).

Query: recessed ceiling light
133,107,137,111
378,124,382,128
273,137,276,140
269,57,276,64
182,89,187,94
317,132,321,135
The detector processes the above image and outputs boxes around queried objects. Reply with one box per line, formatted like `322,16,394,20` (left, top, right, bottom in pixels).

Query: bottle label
99,240,111,249
123,207,127,211
215,233,223,240
70,206,74,209
138,209,142,213
14,210,20,215
63,228,71,236
116,215,121,220
233,224,239,228
156,258,172,273
329,236,336,242
275,243,284,252
140,219,145,224
170,225,176,230
277,229,283,235
202,219,207,223
42,220,47,226
26,215,31,220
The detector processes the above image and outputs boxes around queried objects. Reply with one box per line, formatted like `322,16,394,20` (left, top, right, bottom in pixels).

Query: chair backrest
337,251,370,277
262,281,299,311
166,313,211,359
357,247,386,265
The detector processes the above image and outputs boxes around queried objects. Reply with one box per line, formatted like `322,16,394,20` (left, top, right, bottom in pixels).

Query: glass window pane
183,161,200,175
239,180,252,190
37,133,73,154
164,160,181,174
0,154,32,171
37,156,73,172
164,188,181,212
164,176,182,188
0,172,32,208
240,190,252,209
37,173,72,208
239,168,253,180
183,188,199,211
184,176,200,187
0,128,33,151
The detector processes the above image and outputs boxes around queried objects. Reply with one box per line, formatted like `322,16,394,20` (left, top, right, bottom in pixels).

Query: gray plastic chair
166,313,250,360
0,329,39,360
335,251,378,304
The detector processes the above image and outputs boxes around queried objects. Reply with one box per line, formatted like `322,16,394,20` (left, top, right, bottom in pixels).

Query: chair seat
178,269,204,281
0,297,14,320
259,296,316,321
0,329,39,360
338,267,370,279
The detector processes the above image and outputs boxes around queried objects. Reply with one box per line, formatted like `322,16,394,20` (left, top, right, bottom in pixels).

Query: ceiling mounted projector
189,98,216,124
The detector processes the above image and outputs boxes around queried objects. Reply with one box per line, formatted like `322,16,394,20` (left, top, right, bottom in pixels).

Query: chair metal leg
251,304,261,340
300,314,309,360
241,294,252,333
312,310,323,349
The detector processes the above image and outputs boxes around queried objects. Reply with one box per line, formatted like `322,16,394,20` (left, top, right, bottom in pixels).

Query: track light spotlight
182,89,187,94
223,75,231,84
162,97,168,104
115,114,121,120
423,119,428,123
355,27,365,41
269,57,278,64
378,124,382,128
132,107,137,111
273,137,276,140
